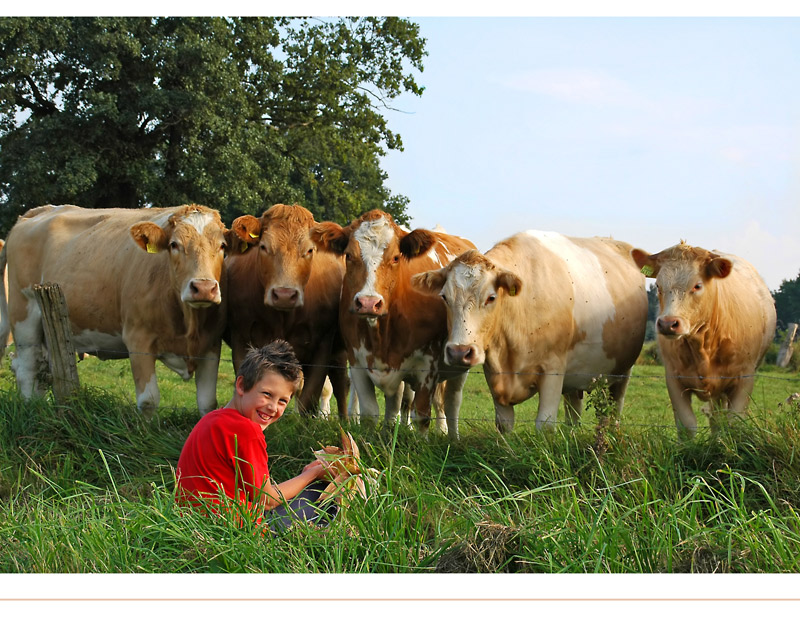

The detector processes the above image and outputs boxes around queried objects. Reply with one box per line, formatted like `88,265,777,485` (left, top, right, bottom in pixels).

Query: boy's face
235,371,295,431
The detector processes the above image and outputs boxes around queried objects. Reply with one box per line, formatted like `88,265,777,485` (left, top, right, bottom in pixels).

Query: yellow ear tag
146,242,158,254
509,286,517,296
641,265,654,277
241,242,249,253
249,232,259,239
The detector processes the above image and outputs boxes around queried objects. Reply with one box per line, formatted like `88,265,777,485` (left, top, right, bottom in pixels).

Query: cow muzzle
184,278,221,306
353,295,386,317
267,286,303,310
656,315,687,338
445,343,482,367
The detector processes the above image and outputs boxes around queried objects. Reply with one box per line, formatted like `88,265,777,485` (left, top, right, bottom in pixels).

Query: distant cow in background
631,242,776,436
412,231,648,432
225,204,349,418
0,204,231,415
312,210,476,439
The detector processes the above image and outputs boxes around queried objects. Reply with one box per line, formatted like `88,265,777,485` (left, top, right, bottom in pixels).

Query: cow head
312,210,439,319
631,243,733,339
130,205,230,308
411,249,522,367
230,204,319,311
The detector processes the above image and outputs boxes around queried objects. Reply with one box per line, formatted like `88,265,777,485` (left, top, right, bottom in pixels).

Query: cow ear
130,222,167,254
631,248,659,278
230,215,261,254
399,229,436,259
410,267,448,296
311,222,348,255
706,256,733,280
496,271,522,297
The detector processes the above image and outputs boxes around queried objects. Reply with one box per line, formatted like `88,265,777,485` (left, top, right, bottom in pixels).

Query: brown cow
311,210,476,439
0,204,231,415
412,231,648,432
631,242,777,436
225,204,349,417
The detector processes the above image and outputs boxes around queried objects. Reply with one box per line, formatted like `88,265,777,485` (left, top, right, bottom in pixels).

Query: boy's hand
302,459,333,481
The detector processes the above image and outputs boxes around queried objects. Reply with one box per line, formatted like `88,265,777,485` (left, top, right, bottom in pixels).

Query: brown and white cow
412,231,648,432
631,242,776,436
311,210,476,439
0,204,231,415
225,203,349,418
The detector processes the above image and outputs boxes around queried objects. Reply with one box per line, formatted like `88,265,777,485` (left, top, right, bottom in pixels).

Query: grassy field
1,343,799,575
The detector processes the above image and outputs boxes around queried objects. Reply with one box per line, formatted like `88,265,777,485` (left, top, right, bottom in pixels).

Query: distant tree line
0,16,426,233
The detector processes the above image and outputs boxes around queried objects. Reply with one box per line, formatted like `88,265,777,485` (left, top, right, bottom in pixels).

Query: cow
311,210,476,439
631,242,777,436
225,204,349,418
0,204,231,415
411,231,648,433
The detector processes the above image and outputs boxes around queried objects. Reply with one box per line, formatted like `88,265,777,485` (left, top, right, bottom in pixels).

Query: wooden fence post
777,322,798,368
32,283,80,401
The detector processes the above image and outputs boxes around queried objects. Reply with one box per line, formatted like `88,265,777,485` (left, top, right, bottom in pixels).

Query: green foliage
0,17,426,232
773,270,800,330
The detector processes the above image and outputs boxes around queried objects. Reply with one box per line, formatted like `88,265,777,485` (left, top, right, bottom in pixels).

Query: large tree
0,16,425,232
773,271,800,330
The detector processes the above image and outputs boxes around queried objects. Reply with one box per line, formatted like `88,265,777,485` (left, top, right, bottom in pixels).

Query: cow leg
329,352,350,421
443,374,467,441
563,390,584,425
350,366,380,423
410,385,433,434
399,382,414,426
494,399,515,433
9,298,48,397
430,382,447,435
610,372,632,421
665,372,697,438
129,351,160,416
536,372,565,429
194,348,220,415
296,364,327,416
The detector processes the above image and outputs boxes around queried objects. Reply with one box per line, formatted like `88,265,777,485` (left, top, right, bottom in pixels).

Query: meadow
1,343,799,574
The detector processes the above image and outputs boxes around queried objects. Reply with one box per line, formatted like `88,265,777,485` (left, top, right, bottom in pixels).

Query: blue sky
380,15,800,291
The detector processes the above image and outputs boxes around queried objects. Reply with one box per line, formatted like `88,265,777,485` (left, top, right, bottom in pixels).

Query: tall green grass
1,345,799,573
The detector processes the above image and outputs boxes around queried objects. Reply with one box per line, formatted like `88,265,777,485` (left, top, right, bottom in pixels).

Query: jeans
265,481,340,532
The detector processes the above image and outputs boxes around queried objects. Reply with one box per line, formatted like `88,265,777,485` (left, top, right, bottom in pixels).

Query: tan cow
631,242,777,436
0,204,231,415
412,231,648,432
225,203,349,418
311,210,476,439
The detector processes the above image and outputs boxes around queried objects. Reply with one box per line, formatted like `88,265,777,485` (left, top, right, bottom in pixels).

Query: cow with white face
412,231,648,433
225,204,349,418
631,242,776,436
0,204,231,415
311,210,476,439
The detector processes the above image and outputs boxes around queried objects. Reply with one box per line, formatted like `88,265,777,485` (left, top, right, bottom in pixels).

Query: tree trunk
777,323,798,368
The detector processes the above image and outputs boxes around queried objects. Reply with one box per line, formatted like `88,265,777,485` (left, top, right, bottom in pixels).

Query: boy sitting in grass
175,339,337,530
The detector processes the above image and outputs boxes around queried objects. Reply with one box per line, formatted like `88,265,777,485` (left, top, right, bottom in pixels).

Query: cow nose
657,316,683,336
446,344,478,367
269,287,300,309
189,279,220,303
355,295,384,315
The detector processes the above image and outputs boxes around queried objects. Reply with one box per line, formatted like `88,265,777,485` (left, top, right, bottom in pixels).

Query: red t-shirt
175,408,269,519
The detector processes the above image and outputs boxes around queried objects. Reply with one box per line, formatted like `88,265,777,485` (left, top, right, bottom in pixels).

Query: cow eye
693,282,703,292
440,292,447,303
306,247,314,257
485,293,497,305
392,255,400,264
169,241,179,251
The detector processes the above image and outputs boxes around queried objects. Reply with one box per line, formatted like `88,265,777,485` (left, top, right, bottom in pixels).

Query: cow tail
0,240,10,360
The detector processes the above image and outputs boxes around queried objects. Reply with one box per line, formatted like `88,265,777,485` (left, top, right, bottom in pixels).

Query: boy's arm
259,462,328,511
